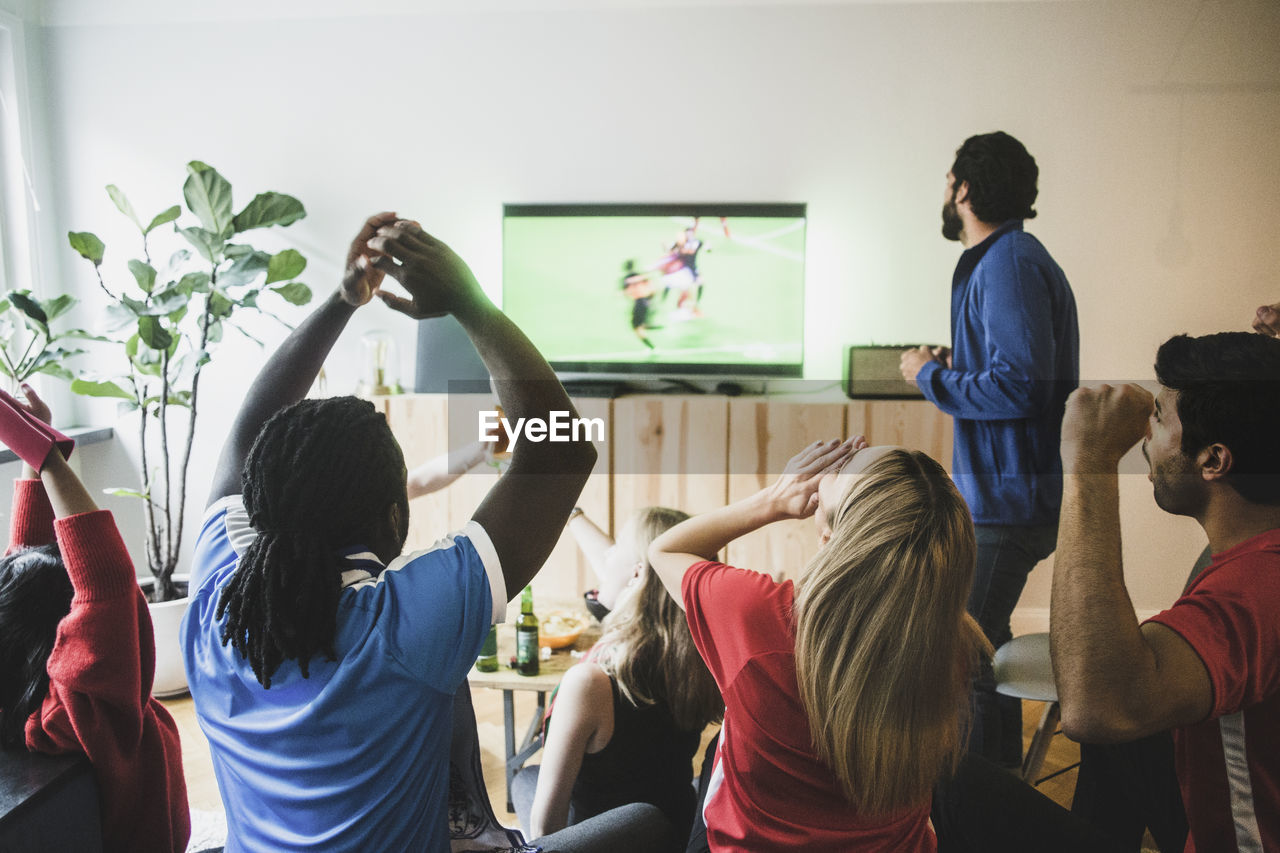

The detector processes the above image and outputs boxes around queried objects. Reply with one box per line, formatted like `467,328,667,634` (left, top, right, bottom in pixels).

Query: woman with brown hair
514,506,723,845
649,437,987,851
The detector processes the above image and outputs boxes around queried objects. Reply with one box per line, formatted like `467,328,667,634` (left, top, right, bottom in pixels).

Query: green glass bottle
515,585,540,676
476,625,498,673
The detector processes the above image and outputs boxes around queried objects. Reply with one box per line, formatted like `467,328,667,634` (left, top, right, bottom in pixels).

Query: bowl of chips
540,611,586,649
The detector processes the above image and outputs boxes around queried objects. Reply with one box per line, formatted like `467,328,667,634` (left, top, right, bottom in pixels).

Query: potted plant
67,162,312,693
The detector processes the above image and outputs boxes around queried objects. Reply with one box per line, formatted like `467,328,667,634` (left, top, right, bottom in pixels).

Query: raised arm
368,220,597,599
406,441,488,500
1051,384,1213,742
649,439,853,607
7,385,95,532
206,212,397,505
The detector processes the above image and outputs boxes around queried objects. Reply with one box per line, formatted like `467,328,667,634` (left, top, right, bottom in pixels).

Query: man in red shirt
1052,331,1280,852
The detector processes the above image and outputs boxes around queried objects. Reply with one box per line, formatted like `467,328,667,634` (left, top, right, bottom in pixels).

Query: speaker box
842,345,927,400
415,316,490,393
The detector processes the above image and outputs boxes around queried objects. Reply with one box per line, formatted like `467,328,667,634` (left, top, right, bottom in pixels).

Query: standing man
1052,332,1280,850
900,131,1079,767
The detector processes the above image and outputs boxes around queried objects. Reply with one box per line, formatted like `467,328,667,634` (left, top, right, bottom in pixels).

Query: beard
1145,443,1206,518
941,198,963,242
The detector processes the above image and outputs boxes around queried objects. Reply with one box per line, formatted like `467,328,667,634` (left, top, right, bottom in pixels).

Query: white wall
12,0,1280,612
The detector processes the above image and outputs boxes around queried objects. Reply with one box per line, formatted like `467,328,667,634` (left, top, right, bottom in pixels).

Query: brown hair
594,507,724,731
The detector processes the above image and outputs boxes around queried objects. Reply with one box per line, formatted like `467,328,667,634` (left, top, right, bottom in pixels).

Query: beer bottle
476,625,498,673
515,585,539,676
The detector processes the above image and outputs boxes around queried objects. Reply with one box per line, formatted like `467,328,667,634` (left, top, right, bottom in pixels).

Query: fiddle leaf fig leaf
208,291,235,319
106,185,143,231
71,378,135,401
128,259,158,293
265,249,307,285
68,232,105,265
9,291,48,327
271,281,312,306
177,226,222,263
183,162,234,237
44,295,76,321
104,487,148,500
137,316,173,350
233,192,306,232
178,271,211,294
145,205,182,235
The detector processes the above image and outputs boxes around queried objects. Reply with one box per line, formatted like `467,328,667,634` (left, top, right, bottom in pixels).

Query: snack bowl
540,611,586,649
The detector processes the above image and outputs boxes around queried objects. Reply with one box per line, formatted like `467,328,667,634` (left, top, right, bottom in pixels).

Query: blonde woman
513,507,724,844
649,437,988,851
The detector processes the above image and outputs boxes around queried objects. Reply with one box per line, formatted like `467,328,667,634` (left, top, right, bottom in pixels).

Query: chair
992,632,1076,785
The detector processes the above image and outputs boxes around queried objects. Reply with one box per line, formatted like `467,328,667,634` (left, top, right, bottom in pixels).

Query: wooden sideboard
381,394,952,603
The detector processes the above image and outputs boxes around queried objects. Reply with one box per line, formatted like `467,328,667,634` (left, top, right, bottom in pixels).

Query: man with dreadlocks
180,213,608,852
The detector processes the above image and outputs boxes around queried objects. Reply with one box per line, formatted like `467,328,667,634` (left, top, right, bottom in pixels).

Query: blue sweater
917,221,1079,527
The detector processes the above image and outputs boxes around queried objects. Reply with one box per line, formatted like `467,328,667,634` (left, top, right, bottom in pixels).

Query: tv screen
502,203,806,378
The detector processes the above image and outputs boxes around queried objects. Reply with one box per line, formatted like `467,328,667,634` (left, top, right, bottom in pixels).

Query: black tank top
555,674,701,837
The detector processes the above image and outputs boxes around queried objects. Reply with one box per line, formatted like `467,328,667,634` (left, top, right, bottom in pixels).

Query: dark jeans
1072,734,1187,852
933,753,1128,853
966,523,1058,767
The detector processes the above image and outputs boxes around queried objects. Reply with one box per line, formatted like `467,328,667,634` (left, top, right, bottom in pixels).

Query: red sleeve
40,510,154,731
1146,553,1280,718
7,478,56,553
682,560,794,690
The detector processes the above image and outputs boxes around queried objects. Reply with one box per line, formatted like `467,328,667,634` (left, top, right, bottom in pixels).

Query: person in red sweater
0,384,189,853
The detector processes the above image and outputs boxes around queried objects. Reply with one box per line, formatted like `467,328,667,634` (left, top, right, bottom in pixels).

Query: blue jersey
181,496,504,852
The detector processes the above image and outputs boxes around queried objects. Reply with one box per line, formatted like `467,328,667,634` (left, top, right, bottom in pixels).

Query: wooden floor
163,693,1085,834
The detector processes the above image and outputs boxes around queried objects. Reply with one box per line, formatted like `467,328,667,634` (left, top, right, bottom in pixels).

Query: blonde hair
793,449,990,816
594,507,724,732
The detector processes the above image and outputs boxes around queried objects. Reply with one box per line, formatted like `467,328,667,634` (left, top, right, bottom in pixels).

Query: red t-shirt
1146,528,1280,853
682,560,936,852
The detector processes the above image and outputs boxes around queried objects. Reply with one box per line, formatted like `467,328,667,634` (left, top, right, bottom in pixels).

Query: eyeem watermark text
479,410,605,449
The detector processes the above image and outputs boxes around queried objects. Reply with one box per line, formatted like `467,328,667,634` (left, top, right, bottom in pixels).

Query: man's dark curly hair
1155,332,1280,505
951,131,1039,225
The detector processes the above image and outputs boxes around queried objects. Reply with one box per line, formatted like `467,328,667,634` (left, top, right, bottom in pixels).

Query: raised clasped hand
1253,302,1280,339
341,211,400,307
365,220,484,320
766,437,860,520
1060,383,1154,473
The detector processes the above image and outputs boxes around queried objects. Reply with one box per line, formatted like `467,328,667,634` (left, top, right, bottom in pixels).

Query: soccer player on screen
621,259,658,350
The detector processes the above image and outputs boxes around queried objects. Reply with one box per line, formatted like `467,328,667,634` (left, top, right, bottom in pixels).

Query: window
0,11,39,297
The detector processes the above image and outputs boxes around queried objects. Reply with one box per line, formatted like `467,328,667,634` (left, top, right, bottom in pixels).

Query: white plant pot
140,574,192,699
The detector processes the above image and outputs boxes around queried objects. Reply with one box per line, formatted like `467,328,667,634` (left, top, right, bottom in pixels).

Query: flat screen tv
502,203,806,378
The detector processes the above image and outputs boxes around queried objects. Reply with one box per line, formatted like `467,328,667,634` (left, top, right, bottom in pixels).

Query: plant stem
94,267,119,302
170,273,214,593
159,343,173,587
13,330,45,382
136,374,162,578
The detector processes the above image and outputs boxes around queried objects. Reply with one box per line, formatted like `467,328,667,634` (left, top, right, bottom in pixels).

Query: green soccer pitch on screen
502,203,806,378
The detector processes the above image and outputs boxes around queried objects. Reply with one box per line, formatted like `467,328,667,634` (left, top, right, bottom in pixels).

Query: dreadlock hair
217,396,408,688
1155,331,1280,505
951,131,1039,225
0,544,73,748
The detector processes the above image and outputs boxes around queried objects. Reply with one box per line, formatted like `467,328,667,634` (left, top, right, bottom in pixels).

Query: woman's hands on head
764,436,862,520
